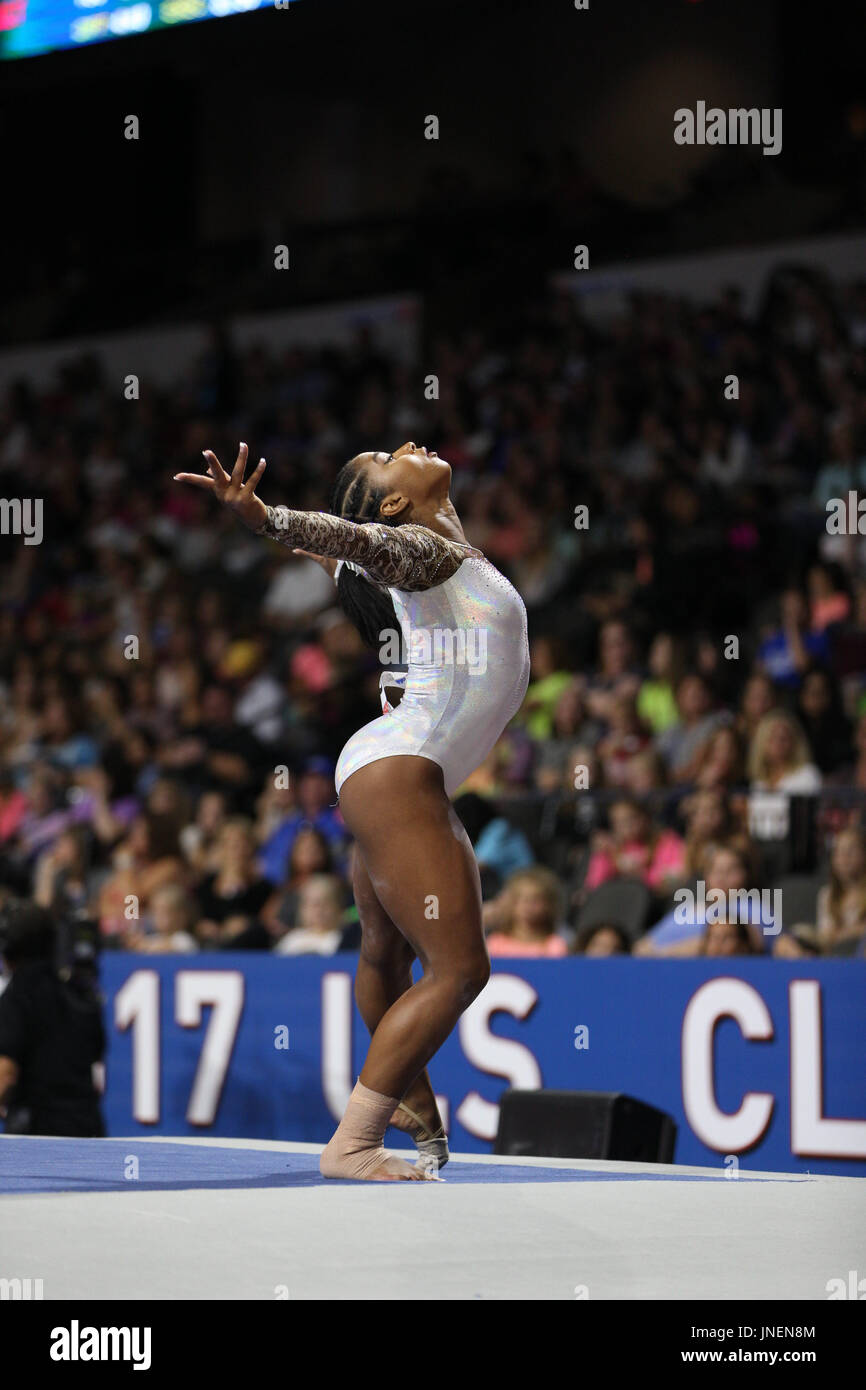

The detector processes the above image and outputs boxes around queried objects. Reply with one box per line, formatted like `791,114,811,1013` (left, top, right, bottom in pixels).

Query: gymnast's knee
359,924,414,975
445,953,491,1008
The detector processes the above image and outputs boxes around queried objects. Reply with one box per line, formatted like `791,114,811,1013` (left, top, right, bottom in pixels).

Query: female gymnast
175,441,530,1180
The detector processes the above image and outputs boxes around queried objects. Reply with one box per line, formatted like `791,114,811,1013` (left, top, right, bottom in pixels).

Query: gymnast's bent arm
174,442,469,591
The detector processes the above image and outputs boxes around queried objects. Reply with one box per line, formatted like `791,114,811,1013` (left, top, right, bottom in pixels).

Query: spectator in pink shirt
808,562,851,633
583,797,685,897
0,771,28,844
485,866,569,958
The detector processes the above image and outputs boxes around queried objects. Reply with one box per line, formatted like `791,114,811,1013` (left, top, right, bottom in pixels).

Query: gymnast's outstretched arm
174,442,469,591
256,505,468,590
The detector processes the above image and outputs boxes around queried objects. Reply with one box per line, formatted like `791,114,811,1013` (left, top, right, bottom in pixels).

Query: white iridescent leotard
256,506,530,797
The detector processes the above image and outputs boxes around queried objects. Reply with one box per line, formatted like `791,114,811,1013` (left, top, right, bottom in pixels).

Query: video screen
0,0,277,60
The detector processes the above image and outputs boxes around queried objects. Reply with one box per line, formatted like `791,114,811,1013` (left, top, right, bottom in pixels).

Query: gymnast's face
353,441,451,522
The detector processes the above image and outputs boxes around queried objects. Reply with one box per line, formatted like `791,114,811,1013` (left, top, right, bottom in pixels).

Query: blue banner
100,955,866,1177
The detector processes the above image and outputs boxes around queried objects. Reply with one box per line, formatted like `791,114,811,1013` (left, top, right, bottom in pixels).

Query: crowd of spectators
3,263,866,963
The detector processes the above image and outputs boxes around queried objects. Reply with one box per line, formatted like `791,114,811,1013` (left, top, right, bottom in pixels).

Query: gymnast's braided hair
330,459,402,652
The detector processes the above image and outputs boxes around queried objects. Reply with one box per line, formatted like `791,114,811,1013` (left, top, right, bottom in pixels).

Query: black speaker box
494,1089,676,1163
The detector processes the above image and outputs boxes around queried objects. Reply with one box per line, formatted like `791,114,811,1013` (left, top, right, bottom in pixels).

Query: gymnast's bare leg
319,755,489,1181
352,848,449,1169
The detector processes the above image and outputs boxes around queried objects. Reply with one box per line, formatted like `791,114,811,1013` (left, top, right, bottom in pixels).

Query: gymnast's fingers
173,472,217,489
245,456,267,492
230,441,249,486
203,449,231,489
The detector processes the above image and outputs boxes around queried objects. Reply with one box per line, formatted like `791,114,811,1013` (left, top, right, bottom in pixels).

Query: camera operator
0,901,105,1136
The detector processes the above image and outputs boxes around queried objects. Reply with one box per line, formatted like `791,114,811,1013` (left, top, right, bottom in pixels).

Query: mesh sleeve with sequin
255,506,473,591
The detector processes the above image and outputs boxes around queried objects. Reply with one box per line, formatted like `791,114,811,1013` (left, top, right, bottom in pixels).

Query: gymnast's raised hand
174,442,267,533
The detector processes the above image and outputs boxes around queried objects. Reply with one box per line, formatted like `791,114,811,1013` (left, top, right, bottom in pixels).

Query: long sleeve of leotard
255,505,473,591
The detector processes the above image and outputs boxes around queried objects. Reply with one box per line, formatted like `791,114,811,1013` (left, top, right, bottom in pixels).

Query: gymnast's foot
319,1080,441,1181
389,1100,450,1173
319,1140,432,1181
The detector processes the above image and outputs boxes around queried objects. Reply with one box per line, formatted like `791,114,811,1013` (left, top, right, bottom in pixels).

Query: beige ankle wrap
320,1081,425,1180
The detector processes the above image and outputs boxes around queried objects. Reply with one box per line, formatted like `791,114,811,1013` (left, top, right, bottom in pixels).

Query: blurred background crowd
3,262,866,965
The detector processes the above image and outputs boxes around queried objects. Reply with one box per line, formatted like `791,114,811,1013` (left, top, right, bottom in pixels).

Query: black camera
0,899,100,997
0,899,105,1136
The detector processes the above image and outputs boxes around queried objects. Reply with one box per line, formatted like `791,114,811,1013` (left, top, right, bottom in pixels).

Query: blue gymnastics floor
0,1137,794,1194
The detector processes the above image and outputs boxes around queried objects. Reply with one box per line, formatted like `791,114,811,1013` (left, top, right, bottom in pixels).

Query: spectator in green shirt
637,632,683,735
517,636,574,740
